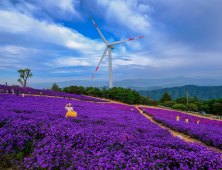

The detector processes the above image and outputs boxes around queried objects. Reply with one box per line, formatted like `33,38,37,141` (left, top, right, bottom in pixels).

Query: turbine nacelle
108,45,114,49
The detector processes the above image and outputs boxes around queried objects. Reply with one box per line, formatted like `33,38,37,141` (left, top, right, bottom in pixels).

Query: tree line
51,83,222,115
50,83,157,105
159,92,222,115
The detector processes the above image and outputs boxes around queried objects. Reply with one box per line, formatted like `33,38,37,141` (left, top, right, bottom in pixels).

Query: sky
0,0,222,85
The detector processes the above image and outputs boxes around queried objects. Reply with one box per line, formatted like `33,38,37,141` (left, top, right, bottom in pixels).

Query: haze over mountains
29,76,222,90
139,85,222,101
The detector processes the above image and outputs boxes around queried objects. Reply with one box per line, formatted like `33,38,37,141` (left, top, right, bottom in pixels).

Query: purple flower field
140,107,222,149
0,85,107,102
139,107,222,127
98,103,140,113
1,94,222,169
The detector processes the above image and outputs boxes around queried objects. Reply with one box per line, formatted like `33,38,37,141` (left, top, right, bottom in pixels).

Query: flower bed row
0,85,107,102
139,107,222,149
153,116,222,149
139,107,222,127
98,103,140,113
1,94,222,169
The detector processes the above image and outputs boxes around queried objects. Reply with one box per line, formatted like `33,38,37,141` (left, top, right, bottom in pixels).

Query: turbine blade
109,36,144,46
91,17,108,45
92,47,108,79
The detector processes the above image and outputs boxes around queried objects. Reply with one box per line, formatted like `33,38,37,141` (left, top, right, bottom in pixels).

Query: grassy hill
138,85,222,101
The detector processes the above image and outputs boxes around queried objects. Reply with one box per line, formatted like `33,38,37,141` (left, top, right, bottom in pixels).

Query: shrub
159,92,172,103
11,85,20,87
187,103,198,111
172,104,187,111
213,103,222,115
164,101,176,108
151,101,158,106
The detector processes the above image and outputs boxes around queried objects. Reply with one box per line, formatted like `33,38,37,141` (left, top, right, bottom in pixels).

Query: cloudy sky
0,0,222,85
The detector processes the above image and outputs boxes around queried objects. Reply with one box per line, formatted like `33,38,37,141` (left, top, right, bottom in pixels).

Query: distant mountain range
138,85,222,101
29,76,222,89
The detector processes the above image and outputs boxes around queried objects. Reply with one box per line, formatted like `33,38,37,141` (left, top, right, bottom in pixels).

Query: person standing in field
65,103,77,118
5,82,7,86
131,108,133,112
40,91,42,96
176,115,179,121
63,95,66,99
69,97,71,100
6,89,8,93
11,89,14,94
196,118,200,124
0,89,2,93
29,91,31,95
185,117,188,123
22,93,25,97
17,90,19,95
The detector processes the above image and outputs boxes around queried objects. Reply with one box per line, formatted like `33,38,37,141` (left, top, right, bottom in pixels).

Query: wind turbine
91,17,144,89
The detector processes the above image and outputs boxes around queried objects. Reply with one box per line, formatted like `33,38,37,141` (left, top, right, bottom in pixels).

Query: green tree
85,87,93,95
17,69,33,87
93,87,102,97
51,83,60,92
132,90,140,104
62,87,69,93
172,104,187,110
127,92,135,104
194,101,202,110
88,89,93,96
159,92,172,103
213,103,222,115
11,85,20,87
187,103,198,111
199,104,210,113
194,96,198,101
68,86,79,94
101,87,107,97
79,86,85,95
175,96,187,105
164,101,176,107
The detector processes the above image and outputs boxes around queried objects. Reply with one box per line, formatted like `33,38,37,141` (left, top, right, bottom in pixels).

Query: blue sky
0,0,222,85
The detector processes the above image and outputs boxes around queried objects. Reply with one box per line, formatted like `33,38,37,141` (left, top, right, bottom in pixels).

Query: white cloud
120,46,126,54
38,0,80,20
50,69,83,73
0,10,105,54
52,57,91,67
0,0,80,21
0,46,39,58
97,0,152,34
126,40,141,50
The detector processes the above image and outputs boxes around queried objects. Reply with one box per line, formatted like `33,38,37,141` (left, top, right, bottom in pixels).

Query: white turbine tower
91,17,144,89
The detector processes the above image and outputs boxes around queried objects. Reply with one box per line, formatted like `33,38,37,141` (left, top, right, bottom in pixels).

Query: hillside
139,85,222,101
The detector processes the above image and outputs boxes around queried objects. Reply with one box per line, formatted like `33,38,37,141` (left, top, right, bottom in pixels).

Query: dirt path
135,106,202,143
134,106,222,154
